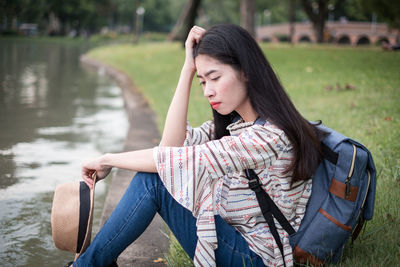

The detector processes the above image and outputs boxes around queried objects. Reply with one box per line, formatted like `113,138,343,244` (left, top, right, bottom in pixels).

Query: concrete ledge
80,55,168,266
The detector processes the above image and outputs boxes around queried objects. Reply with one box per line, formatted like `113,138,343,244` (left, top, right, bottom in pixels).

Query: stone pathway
80,55,169,266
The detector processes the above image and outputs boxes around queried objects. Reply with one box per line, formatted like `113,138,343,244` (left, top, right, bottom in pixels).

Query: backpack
245,122,377,266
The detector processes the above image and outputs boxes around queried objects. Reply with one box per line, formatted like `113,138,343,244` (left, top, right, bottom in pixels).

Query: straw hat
51,173,97,259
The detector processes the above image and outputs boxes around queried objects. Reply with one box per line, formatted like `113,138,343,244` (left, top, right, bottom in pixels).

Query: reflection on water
0,39,128,266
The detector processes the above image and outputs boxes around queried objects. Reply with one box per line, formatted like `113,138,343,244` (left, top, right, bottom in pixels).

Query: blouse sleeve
153,124,289,214
184,120,215,146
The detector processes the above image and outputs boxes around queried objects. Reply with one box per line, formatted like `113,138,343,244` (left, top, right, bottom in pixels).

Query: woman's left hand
184,25,206,71
81,154,112,189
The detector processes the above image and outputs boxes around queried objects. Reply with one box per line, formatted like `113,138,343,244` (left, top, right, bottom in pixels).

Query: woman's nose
203,84,215,98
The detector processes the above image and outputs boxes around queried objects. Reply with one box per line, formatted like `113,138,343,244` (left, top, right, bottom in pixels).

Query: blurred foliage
356,0,400,30
0,0,395,37
256,0,308,25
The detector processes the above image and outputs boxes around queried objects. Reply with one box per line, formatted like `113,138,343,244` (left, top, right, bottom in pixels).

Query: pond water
0,38,128,266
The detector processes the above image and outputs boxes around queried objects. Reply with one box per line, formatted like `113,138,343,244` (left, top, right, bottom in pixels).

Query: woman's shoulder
258,120,283,132
242,120,290,147
228,119,285,138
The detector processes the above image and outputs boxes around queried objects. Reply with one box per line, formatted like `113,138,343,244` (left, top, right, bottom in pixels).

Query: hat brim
51,174,96,258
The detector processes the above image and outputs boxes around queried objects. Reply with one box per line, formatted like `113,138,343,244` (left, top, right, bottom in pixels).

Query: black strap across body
230,116,293,266
244,169,294,267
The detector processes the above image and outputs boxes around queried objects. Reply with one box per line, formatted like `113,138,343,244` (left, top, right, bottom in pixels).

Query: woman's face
195,54,254,121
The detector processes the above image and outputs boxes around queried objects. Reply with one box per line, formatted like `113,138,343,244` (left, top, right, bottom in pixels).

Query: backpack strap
321,143,338,165
245,169,295,267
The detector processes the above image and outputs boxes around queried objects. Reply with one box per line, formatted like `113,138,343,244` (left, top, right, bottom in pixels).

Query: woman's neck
236,102,258,122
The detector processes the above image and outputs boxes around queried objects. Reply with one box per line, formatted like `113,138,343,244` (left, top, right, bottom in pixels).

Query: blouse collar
227,117,256,136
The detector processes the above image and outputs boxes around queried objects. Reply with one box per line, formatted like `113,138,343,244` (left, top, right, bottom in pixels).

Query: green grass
87,42,400,266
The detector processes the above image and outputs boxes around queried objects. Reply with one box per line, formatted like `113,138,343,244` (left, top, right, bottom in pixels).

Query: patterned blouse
153,118,312,267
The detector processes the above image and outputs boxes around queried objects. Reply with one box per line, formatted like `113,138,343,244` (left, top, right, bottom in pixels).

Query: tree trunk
288,0,296,43
240,0,256,38
59,17,67,36
168,0,202,45
300,0,329,43
183,0,202,45
168,0,192,41
313,19,325,43
132,0,139,43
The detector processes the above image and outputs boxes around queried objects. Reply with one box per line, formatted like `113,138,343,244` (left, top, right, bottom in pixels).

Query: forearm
102,148,157,173
160,64,195,146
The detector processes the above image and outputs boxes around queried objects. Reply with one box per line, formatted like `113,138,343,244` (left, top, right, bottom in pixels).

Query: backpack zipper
356,170,371,221
345,144,357,197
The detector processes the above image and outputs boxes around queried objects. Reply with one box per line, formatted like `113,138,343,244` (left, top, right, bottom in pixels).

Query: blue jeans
74,172,264,266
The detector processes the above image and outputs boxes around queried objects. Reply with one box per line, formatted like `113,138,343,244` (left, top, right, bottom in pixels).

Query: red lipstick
210,102,221,109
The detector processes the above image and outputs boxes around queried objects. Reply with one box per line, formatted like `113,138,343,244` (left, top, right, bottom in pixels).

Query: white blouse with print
153,119,312,267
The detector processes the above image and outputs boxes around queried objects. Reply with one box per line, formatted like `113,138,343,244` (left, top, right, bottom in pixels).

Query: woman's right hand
184,26,206,71
81,154,112,189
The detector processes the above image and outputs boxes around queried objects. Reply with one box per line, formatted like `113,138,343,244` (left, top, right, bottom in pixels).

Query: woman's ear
240,71,248,82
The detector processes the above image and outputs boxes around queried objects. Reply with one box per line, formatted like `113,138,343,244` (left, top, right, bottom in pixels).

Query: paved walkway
80,55,169,266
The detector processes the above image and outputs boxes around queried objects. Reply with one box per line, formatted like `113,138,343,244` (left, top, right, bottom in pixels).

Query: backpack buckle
245,169,262,192
248,178,262,192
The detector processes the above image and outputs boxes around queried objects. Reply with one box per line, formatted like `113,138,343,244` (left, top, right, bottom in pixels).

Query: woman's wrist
182,62,196,74
100,153,113,169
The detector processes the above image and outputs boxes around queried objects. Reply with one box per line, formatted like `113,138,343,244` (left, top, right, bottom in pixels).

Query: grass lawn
87,42,400,266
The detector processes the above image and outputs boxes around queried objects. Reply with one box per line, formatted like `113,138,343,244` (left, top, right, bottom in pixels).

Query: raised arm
160,26,206,147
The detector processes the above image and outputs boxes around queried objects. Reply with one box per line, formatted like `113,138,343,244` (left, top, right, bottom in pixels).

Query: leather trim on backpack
329,178,359,202
293,246,324,267
319,208,352,232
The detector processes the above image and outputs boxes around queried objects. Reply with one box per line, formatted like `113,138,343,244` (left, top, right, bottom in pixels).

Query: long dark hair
193,24,323,184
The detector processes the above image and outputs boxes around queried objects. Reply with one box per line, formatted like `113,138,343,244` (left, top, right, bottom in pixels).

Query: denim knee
131,172,164,206
131,172,162,190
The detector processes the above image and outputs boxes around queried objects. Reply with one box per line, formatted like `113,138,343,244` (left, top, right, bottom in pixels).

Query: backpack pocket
294,198,354,264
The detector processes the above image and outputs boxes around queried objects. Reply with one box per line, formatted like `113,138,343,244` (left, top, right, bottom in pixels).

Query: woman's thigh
214,216,265,266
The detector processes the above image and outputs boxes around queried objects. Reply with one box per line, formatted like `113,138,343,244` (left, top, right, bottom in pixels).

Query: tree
300,0,330,43
256,0,308,26
202,0,240,25
46,0,97,35
300,0,354,43
358,0,400,42
141,0,176,32
331,0,371,22
169,0,202,43
240,0,255,37
288,0,296,43
0,0,31,32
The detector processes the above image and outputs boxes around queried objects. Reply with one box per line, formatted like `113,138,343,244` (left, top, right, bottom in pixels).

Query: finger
191,25,205,32
191,27,205,43
191,30,202,40
194,34,203,44
84,176,94,189
192,26,206,35
190,27,203,38
82,169,94,189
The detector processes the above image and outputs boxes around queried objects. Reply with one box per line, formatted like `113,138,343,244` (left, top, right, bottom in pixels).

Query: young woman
76,24,322,267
